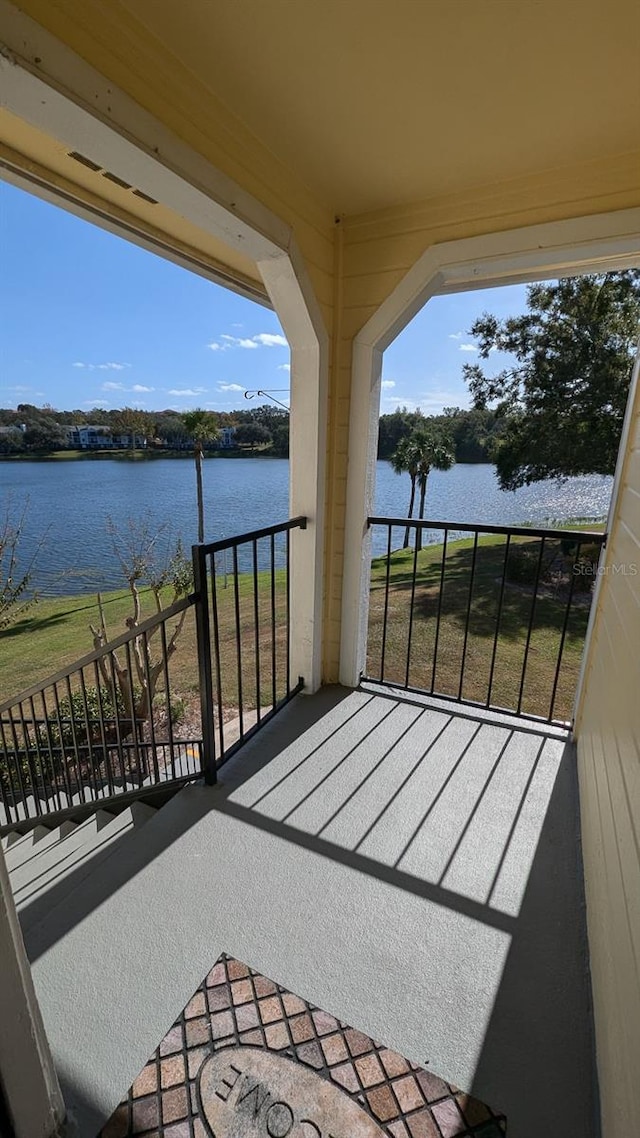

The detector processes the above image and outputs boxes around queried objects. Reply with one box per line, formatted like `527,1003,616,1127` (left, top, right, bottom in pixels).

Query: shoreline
0,449,492,464
0,447,286,462
24,518,606,602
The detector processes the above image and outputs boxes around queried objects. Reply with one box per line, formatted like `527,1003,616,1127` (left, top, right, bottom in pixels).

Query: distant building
113,433,148,449
64,424,111,449
217,426,236,449
64,425,147,449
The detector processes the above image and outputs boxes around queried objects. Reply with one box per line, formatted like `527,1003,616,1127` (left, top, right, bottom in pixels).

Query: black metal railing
1,517,307,832
193,516,306,781
0,596,202,833
365,517,606,725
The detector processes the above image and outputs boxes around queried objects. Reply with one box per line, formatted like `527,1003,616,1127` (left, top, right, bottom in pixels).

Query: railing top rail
367,516,607,543
197,515,307,556
0,593,195,715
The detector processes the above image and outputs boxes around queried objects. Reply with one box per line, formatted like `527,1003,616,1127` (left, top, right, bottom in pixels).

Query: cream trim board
0,1,291,261
260,240,329,693
357,209,640,352
340,209,640,686
0,847,65,1138
573,337,640,733
0,157,271,307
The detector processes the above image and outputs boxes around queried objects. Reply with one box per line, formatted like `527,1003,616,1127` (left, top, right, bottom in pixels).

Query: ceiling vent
132,188,159,204
67,151,158,204
68,150,101,172
101,170,132,190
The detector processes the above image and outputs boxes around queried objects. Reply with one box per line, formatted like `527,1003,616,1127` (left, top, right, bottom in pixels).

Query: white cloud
449,332,464,341
381,380,396,389
102,380,153,393
83,399,109,406
381,395,421,412
73,361,130,370
218,383,244,392
278,363,291,373
217,334,259,349
7,385,29,392
167,387,206,396
252,333,288,347
459,343,478,352
208,331,289,352
381,387,467,415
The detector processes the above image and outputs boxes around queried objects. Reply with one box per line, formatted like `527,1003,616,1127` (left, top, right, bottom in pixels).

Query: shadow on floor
470,737,599,1135
20,687,353,959
20,685,598,1137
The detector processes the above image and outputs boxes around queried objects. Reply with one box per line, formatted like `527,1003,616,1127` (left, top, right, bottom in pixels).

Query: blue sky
0,180,527,414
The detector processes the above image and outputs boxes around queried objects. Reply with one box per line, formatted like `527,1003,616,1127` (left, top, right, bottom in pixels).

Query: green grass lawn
2,590,149,695
1,524,603,726
0,449,151,461
367,526,604,723
0,570,292,719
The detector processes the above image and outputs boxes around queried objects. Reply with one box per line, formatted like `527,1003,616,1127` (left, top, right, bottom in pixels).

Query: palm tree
391,427,455,550
411,427,455,550
182,410,219,543
391,435,420,548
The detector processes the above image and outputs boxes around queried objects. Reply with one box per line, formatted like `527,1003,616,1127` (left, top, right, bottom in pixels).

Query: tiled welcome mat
100,954,506,1137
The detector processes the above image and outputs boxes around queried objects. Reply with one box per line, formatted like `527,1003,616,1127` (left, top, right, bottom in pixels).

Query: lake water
2,458,612,595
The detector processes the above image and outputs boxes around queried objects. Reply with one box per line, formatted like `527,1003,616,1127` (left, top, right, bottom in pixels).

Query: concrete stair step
3,823,59,871
12,802,158,933
2,824,47,859
1,828,23,851
10,811,115,907
0,780,153,829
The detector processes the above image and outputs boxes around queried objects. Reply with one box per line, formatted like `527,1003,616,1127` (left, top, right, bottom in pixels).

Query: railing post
192,544,217,785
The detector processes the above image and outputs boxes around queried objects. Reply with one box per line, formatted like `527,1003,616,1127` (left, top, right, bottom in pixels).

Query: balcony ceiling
121,0,640,215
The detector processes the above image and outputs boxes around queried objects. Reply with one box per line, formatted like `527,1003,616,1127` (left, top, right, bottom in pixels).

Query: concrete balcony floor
19,686,597,1138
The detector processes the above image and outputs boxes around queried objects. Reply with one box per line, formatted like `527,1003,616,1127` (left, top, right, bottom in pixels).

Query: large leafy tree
112,407,149,451
234,422,272,449
378,407,423,459
22,416,67,452
463,271,640,490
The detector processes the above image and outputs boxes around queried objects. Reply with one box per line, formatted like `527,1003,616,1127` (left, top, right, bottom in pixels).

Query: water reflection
2,458,611,595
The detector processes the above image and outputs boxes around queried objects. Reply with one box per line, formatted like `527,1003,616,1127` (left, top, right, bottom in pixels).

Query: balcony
1,9,638,1134
1,519,599,1138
